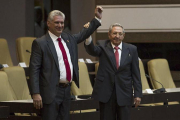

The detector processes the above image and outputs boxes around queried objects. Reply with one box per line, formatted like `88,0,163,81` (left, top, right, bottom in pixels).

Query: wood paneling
71,0,96,61
96,0,180,5
96,32,180,43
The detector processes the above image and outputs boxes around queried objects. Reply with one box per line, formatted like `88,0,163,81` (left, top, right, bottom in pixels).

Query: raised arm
73,6,103,44
84,36,102,57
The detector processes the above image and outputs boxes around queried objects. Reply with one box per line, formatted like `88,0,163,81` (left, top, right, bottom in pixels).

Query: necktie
114,46,119,69
57,38,71,82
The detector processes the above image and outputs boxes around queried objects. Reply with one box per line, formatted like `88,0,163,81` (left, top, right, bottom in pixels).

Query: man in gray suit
84,23,142,120
29,6,103,120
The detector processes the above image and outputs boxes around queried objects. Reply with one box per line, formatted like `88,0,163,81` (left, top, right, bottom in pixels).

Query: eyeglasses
111,32,124,36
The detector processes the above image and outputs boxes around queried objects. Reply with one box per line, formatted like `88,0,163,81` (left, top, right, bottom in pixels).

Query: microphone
26,50,31,53
145,74,166,93
0,64,3,69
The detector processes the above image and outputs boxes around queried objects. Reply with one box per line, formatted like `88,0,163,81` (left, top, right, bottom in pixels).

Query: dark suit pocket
96,75,104,82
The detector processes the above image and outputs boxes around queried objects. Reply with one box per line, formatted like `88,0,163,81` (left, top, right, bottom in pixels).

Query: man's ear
47,21,50,27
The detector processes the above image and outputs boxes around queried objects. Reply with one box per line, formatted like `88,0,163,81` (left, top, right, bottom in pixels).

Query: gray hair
48,10,65,21
109,23,125,33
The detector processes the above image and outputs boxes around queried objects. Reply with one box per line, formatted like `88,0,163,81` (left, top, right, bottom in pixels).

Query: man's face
47,15,64,37
108,26,125,46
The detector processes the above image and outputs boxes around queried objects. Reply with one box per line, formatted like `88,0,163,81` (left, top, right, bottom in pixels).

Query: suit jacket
29,18,101,104
85,40,142,106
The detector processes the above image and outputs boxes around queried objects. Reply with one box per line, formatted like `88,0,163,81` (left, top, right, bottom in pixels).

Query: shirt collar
111,42,122,50
48,31,61,42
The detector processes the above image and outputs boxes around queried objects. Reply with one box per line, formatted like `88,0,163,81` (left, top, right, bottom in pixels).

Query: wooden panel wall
96,0,180,5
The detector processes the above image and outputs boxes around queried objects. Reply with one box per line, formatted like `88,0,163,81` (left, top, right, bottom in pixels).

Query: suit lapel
46,33,59,71
118,42,129,71
105,41,117,71
61,33,74,62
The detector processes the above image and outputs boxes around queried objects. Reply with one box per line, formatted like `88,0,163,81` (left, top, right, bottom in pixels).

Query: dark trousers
41,85,71,120
100,87,131,120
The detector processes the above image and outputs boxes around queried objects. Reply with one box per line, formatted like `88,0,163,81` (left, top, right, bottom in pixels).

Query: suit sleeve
131,47,142,98
29,40,42,94
84,40,102,57
73,18,101,44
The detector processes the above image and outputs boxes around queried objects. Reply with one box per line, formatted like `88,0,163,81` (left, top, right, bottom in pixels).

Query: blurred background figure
34,6,45,38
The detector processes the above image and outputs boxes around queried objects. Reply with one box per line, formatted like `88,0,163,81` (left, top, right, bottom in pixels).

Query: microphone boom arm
145,74,166,93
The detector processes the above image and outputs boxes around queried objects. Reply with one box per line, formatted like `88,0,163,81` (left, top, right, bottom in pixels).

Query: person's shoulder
62,31,71,37
35,34,47,42
61,31,73,41
32,35,47,47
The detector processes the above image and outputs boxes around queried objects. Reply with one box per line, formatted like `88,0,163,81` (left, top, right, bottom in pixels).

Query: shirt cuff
85,36,92,45
95,16,101,23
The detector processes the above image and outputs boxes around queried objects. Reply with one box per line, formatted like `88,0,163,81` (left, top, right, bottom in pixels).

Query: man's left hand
95,6,103,19
134,97,141,108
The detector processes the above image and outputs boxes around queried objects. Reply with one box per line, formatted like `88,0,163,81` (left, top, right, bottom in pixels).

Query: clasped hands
84,6,103,29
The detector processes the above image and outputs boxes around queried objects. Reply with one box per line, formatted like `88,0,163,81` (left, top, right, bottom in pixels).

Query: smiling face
47,15,64,37
108,26,125,46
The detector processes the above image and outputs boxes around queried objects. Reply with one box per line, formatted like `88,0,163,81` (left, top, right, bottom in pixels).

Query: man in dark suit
29,6,103,120
84,23,142,120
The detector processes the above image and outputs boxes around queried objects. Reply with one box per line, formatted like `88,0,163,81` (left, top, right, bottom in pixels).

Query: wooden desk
131,89,180,120
0,99,99,120
1,84,180,120
0,106,9,119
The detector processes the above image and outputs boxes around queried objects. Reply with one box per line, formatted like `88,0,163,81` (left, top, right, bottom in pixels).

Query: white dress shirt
85,36,122,66
48,31,73,83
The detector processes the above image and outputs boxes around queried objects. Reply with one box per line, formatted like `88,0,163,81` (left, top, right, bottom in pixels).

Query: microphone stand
145,74,166,93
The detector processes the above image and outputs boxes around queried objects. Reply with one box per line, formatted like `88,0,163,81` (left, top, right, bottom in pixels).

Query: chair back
16,37,36,66
0,38,13,66
0,71,14,101
3,66,31,100
147,59,176,89
71,62,92,95
139,60,150,90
